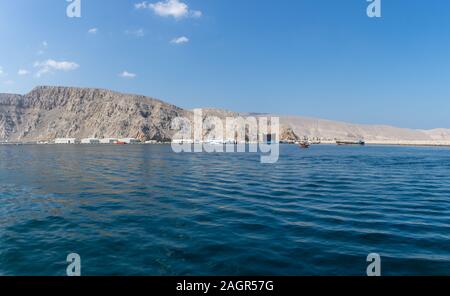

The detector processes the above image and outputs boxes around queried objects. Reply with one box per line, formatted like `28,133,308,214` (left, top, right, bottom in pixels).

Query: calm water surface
0,144,449,275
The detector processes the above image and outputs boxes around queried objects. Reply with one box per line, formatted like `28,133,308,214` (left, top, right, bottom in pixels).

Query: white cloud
125,28,145,38
3,80,14,85
190,10,202,18
119,71,137,78
18,69,30,76
150,0,187,18
37,41,48,55
135,0,202,19
134,1,149,9
35,60,79,71
0,66,9,78
171,36,189,44
34,59,79,77
88,28,98,34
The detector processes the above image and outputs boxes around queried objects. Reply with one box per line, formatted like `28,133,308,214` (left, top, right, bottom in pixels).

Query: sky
0,0,449,129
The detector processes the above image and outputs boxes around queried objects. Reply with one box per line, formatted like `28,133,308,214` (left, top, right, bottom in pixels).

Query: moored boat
336,140,365,146
299,141,310,149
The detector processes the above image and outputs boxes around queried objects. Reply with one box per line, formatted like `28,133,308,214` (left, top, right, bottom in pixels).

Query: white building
224,139,238,144
55,138,78,144
204,139,224,145
172,139,194,144
81,138,100,144
119,138,140,144
100,138,118,144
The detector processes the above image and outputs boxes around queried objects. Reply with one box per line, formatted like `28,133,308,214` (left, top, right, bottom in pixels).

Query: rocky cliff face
0,86,189,142
0,94,24,139
1,86,450,143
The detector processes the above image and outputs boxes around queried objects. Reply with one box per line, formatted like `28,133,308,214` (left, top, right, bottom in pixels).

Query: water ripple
0,144,449,275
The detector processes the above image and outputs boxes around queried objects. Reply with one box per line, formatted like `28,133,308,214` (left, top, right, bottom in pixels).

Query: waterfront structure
204,139,224,145
172,139,194,144
119,138,140,144
100,138,118,144
55,138,78,144
81,138,100,144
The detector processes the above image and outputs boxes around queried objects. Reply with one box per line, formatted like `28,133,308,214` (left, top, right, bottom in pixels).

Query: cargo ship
336,140,365,146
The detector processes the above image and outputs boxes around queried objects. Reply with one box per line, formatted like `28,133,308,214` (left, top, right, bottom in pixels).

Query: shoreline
365,141,450,147
1,141,450,148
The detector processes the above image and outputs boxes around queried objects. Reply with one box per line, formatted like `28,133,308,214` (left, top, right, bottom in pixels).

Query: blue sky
0,0,449,129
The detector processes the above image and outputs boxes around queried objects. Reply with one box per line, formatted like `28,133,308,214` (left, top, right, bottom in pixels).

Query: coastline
314,140,450,147
2,141,450,147
365,140,450,147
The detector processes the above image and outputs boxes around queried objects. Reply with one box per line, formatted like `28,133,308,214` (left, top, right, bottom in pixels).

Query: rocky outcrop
280,126,300,142
0,86,189,142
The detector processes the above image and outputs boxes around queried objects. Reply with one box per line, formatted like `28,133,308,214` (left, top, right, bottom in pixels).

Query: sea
0,144,449,275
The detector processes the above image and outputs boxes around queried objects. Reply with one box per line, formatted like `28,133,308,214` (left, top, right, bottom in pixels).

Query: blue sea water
0,144,449,275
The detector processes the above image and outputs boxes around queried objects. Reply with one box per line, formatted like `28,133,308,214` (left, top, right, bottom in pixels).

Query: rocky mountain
0,86,189,142
1,86,449,143
277,116,450,142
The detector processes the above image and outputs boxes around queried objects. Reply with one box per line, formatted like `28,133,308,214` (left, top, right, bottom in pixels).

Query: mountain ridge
1,86,449,143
